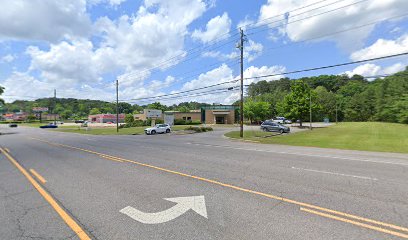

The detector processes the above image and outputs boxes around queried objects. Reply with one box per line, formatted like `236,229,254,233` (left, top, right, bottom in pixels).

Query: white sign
32,107,49,112
145,109,162,118
120,196,207,224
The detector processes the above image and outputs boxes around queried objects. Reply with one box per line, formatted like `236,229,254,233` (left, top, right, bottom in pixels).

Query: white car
144,124,171,135
273,117,292,124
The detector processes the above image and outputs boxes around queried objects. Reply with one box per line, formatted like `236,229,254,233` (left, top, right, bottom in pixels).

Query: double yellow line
28,137,408,239
0,147,91,240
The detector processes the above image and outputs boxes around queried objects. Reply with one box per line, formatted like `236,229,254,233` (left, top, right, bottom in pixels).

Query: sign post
32,107,49,123
145,109,162,127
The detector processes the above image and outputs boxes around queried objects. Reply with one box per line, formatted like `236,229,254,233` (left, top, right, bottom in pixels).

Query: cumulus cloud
4,0,209,102
88,0,127,6
192,12,232,43
1,54,15,63
257,0,408,50
344,63,406,79
350,34,408,61
202,40,263,62
0,0,91,42
165,64,286,105
26,41,102,87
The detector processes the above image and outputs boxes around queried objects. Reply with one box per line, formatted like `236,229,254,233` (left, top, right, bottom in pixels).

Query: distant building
2,111,29,121
88,114,125,123
134,106,238,125
201,105,237,124
41,114,60,121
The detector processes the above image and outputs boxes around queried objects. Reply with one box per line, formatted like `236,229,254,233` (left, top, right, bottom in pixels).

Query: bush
144,119,163,126
185,126,213,132
174,119,186,125
174,119,202,125
0,121,23,124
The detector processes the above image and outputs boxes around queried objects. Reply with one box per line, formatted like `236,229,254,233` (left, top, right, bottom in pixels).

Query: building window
187,117,192,120
183,117,187,120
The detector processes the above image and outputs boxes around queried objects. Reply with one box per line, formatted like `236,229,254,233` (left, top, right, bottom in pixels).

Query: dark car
9,123,18,128
39,124,58,129
261,120,290,134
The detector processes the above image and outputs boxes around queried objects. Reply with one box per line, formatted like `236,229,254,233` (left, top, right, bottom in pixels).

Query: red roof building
88,114,125,123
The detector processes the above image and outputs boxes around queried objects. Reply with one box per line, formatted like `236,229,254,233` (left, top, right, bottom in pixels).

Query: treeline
2,98,208,120
245,67,408,124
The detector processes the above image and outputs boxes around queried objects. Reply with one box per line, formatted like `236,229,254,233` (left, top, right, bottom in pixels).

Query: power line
248,0,347,32
246,0,369,36
259,13,408,56
117,0,352,83
244,52,408,80
119,52,408,103
127,87,242,104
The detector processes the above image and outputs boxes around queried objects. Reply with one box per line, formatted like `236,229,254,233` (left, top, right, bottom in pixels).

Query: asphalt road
0,125,407,240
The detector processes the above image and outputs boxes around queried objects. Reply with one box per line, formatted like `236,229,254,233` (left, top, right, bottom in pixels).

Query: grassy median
53,125,191,135
225,122,408,153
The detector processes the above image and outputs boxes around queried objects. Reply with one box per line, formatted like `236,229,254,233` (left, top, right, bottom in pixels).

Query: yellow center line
29,169,47,184
0,147,91,240
5,148,10,153
300,208,408,239
29,137,408,237
99,155,124,163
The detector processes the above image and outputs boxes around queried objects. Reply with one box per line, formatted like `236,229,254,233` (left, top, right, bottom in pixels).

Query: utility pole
309,88,312,130
238,28,245,138
54,89,57,124
335,103,338,124
116,80,119,133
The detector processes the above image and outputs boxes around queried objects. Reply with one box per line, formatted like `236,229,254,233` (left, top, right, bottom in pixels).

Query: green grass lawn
225,122,408,153
54,125,193,135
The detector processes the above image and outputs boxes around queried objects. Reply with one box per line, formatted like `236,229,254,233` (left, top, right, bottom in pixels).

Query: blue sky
0,0,407,104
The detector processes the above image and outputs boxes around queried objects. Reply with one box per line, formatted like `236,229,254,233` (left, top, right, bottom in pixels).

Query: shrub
185,126,213,132
174,119,186,125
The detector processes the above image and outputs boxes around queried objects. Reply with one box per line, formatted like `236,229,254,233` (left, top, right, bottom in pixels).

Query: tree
315,86,337,121
89,108,101,115
0,85,4,104
243,99,270,123
279,80,320,126
176,106,190,112
147,102,167,112
125,114,135,124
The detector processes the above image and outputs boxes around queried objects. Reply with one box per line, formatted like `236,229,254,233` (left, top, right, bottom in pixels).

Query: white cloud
1,54,15,63
192,12,232,43
164,64,286,105
237,17,255,31
257,0,408,50
26,41,101,88
344,62,405,79
11,0,209,102
243,65,286,85
88,0,127,6
202,40,263,62
0,0,91,42
350,34,408,61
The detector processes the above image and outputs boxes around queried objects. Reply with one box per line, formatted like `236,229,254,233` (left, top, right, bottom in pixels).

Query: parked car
273,117,291,124
145,124,171,135
39,123,58,129
261,120,290,133
8,123,18,128
75,120,84,124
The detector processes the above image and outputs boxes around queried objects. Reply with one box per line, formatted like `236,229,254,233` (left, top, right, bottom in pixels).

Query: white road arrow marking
120,196,208,224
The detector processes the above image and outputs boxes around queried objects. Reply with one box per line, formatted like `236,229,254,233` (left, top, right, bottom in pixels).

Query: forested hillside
1,68,407,123
1,98,208,120
245,67,408,124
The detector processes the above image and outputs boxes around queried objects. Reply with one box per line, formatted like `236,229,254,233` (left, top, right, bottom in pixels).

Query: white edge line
291,167,378,181
188,143,408,167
